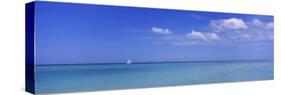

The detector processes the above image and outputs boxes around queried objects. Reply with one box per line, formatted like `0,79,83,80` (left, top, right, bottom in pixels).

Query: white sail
126,59,132,64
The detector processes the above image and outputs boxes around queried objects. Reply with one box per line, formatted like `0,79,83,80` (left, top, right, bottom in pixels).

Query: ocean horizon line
36,59,273,66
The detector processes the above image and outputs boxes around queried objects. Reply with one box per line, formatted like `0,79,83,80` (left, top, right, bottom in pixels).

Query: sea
35,60,273,94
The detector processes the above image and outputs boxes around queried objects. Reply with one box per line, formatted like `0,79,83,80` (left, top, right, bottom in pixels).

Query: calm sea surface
35,60,273,94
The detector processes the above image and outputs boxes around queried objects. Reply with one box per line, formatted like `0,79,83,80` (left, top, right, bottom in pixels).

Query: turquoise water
35,60,273,94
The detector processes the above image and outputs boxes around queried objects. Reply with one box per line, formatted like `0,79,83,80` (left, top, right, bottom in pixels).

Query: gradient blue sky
34,1,274,64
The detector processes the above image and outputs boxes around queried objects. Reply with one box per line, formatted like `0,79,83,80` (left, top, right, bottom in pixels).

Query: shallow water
35,60,273,94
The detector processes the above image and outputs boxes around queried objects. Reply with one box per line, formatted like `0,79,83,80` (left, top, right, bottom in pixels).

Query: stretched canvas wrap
25,1,274,94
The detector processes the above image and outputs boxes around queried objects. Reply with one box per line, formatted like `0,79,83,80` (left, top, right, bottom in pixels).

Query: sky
34,1,274,64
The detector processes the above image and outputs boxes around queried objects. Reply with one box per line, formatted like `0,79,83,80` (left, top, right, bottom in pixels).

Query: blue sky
35,2,274,64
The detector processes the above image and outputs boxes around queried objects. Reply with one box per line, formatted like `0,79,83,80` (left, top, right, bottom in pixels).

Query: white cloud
210,18,248,32
245,19,273,41
187,30,220,41
187,31,207,41
152,27,172,34
207,32,220,40
248,19,265,27
208,18,273,42
246,19,273,30
266,22,274,29
148,18,273,45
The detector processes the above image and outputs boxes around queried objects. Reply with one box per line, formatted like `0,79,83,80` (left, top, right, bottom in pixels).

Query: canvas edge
25,1,35,94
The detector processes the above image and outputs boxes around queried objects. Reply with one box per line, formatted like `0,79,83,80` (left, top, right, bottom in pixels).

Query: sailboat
126,59,132,64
